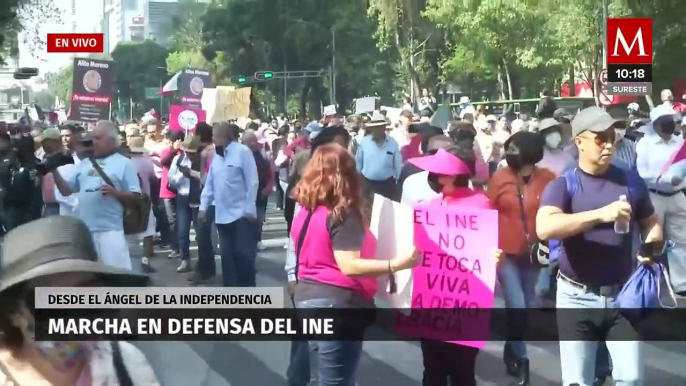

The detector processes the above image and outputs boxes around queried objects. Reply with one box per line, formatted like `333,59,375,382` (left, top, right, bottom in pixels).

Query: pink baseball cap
409,148,471,176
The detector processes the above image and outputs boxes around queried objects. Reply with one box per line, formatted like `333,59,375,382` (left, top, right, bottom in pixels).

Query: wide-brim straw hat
180,135,201,153
128,136,147,153
0,216,149,294
366,111,388,128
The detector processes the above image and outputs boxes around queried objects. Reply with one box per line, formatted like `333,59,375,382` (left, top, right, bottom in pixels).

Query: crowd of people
0,87,683,385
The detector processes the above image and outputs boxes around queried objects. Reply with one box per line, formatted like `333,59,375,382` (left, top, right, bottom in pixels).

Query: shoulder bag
90,158,151,235
112,341,134,386
515,177,549,266
166,153,186,195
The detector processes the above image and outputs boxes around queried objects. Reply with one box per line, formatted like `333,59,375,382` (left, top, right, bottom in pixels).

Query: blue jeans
296,298,363,386
176,195,199,261
195,206,216,278
497,258,539,359
217,217,256,287
556,278,643,385
162,198,179,251
255,201,267,242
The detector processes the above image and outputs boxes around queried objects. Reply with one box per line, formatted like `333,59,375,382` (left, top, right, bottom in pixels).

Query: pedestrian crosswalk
137,203,686,385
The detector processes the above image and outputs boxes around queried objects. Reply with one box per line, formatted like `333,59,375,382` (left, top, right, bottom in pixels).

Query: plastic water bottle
614,195,630,234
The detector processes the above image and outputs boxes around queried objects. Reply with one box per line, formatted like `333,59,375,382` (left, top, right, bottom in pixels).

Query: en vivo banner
395,204,498,348
179,68,212,108
69,58,115,122
169,104,206,133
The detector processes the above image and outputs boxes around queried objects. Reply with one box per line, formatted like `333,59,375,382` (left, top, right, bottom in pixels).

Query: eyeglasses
579,128,615,146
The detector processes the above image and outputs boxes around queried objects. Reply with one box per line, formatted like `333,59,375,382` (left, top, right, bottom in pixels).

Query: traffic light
13,67,39,80
231,76,249,84
254,71,275,81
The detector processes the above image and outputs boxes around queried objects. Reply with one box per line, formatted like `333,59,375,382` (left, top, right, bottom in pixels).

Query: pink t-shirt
130,154,155,196
291,206,378,299
158,146,176,199
433,187,491,209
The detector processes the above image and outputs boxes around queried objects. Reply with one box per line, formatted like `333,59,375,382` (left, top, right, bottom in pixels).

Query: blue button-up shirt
355,135,403,181
200,141,259,224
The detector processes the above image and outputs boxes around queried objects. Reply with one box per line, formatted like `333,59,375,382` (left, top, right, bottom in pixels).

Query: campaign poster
179,68,211,108
69,58,115,122
169,104,206,133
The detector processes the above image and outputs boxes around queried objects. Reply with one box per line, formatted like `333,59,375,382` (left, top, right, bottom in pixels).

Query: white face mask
545,132,562,149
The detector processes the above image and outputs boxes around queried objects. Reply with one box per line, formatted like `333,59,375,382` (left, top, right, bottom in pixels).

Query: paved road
135,202,686,385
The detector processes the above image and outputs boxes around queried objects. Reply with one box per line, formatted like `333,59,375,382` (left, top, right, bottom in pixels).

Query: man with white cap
636,106,686,295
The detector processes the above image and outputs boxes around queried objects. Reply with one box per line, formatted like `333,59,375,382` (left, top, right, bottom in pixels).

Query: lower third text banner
34,308,686,342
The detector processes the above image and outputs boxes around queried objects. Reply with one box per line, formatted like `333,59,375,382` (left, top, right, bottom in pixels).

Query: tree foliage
0,0,62,63
111,40,169,102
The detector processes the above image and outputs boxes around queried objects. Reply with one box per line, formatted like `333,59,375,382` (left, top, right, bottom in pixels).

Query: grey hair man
52,119,142,271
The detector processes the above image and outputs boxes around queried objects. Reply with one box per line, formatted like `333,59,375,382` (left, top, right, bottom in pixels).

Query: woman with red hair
291,143,418,385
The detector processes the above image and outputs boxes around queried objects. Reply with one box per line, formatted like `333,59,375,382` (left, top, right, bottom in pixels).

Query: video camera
36,152,74,176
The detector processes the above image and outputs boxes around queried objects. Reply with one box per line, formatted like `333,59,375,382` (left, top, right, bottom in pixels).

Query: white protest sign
355,97,376,114
323,104,337,116
370,194,414,313
381,106,402,125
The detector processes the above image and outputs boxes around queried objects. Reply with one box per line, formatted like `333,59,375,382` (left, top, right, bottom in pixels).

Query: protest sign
355,97,376,114
179,68,211,108
380,106,402,124
169,104,206,133
323,104,337,116
369,195,414,312
206,87,251,123
69,58,114,122
395,204,498,348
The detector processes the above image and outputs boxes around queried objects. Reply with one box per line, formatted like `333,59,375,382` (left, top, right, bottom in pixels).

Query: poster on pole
169,104,206,133
395,204,498,348
355,97,377,114
68,58,115,122
179,68,212,108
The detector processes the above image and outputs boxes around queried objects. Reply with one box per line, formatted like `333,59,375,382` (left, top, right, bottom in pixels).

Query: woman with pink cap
409,145,503,385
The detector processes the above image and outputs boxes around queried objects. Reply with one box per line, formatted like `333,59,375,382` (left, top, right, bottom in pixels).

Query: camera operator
38,128,72,216
3,130,43,229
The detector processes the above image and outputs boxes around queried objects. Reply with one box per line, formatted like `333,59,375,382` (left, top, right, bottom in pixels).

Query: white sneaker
284,243,288,249
257,241,265,251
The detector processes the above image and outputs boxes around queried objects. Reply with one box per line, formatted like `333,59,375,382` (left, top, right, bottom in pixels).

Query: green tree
166,50,231,87
32,89,55,109
0,0,62,63
111,40,169,104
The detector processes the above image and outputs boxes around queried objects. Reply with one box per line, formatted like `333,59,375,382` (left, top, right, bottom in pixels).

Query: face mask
506,154,522,171
19,306,91,371
545,132,562,149
215,145,225,157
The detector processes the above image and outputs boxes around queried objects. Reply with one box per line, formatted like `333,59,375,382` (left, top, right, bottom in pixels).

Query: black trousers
275,172,285,209
421,340,478,386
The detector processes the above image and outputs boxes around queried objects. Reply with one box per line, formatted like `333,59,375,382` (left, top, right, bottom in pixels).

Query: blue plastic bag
617,262,677,321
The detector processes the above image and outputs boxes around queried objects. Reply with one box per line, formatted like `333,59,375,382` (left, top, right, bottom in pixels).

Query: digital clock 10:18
607,63,652,83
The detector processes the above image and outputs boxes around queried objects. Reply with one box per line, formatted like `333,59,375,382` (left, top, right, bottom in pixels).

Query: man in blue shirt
355,112,403,203
53,120,142,271
199,123,259,287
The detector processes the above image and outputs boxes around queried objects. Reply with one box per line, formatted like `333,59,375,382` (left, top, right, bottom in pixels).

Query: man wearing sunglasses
537,106,663,386
636,108,686,297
